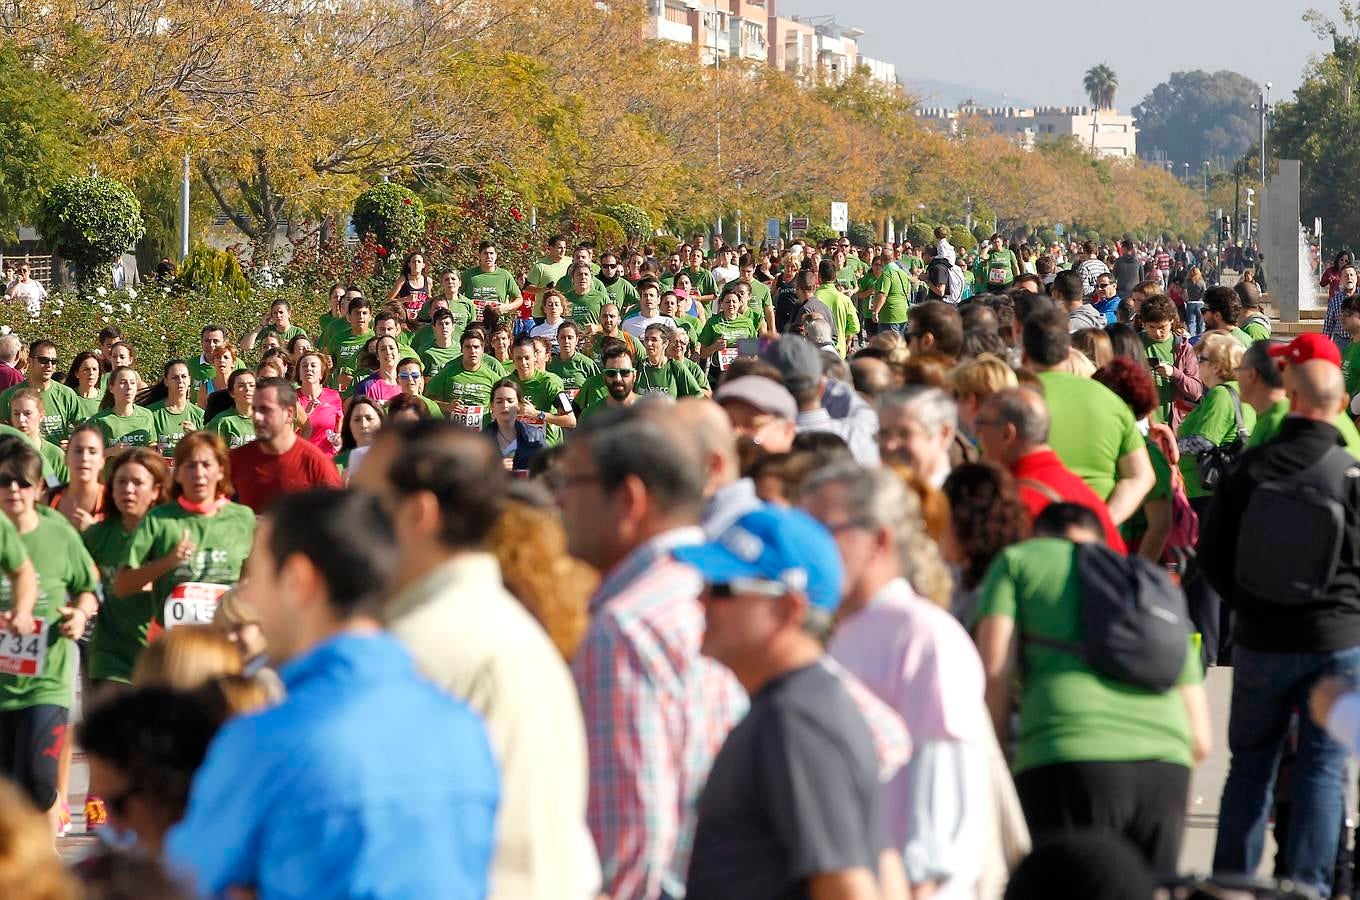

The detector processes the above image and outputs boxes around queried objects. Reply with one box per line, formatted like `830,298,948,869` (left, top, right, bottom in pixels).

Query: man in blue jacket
165,489,499,899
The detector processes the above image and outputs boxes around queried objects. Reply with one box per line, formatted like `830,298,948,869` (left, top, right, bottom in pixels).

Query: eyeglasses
1197,356,1211,363
706,578,789,600
0,475,32,489
602,263,620,270
34,356,57,366
397,372,422,381
603,368,635,378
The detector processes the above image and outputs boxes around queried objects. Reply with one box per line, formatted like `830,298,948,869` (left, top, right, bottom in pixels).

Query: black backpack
1028,543,1190,692
1234,445,1359,605
1196,385,1250,492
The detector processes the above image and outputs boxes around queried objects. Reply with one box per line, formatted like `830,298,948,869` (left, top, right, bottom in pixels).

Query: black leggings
1015,759,1191,877
0,705,68,812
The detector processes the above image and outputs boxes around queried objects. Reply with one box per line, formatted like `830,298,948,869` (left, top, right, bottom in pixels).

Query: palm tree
1083,64,1118,110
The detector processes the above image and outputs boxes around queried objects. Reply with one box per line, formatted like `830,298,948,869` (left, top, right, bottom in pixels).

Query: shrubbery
36,175,145,286
351,183,426,258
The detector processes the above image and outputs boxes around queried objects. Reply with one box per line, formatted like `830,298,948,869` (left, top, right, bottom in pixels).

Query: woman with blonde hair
949,352,1018,436
212,588,284,700
1072,327,1113,370
132,625,241,690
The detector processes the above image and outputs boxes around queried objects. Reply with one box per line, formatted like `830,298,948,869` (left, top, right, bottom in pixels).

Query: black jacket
1113,253,1143,297
1198,417,1360,653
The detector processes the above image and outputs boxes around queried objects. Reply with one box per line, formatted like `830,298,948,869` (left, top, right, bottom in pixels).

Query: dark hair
254,376,296,408
601,344,633,367
795,270,818,293
1203,285,1241,325
817,259,837,283
1013,291,1058,326
1139,294,1177,326
65,350,102,389
171,432,234,499
200,324,226,339
340,397,385,452
1104,323,1144,362
461,326,487,347
1033,502,1105,542
383,419,507,549
478,240,496,253
1093,357,1159,419
102,448,172,516
912,302,964,357
1050,270,1084,304
267,489,397,616
1021,311,1070,367
346,297,371,313
98,325,122,344
79,685,228,824
576,406,704,514
0,434,42,488
28,339,55,358
942,463,1030,590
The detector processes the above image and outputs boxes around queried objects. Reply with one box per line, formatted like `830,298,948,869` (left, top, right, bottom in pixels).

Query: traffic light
1220,215,1231,242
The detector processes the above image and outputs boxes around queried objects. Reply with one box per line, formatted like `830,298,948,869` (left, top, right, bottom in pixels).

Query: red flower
401,198,413,206
510,207,523,222
572,222,581,233
376,246,389,258
521,242,530,251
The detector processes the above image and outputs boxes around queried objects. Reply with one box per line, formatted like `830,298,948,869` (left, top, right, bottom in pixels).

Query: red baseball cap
1268,333,1342,368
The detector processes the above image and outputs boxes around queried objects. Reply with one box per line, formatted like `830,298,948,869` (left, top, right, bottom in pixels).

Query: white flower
162,287,171,295
101,315,109,323
120,303,131,314
52,310,60,318
126,287,137,299
95,286,107,297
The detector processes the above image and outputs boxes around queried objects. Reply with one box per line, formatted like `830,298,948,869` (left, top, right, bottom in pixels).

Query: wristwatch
537,410,547,423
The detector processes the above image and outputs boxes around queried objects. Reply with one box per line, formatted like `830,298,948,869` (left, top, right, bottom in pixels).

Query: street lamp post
1202,161,1210,198
1183,161,1190,184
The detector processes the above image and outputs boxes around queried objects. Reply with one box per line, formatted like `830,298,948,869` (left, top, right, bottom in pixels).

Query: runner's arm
1106,446,1155,526
1137,497,1172,564
385,276,407,303
698,338,726,360
3,559,36,634
974,614,1017,747
1182,683,1212,764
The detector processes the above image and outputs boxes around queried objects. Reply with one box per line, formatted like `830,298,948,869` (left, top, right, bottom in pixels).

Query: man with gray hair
875,386,957,487
975,387,1126,551
0,334,21,392
802,462,1001,899
804,317,836,354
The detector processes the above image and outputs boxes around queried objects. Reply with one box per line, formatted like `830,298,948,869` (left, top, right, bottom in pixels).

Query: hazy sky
773,0,1329,109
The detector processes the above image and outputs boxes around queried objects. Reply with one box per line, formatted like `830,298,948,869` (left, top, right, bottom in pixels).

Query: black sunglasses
0,475,33,489
603,368,635,378
34,356,57,365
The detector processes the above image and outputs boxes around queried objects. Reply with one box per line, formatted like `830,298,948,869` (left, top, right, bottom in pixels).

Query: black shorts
0,705,69,812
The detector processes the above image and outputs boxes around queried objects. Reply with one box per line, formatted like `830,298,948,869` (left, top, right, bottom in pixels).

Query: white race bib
450,404,484,429
165,582,229,629
0,617,46,677
717,347,739,371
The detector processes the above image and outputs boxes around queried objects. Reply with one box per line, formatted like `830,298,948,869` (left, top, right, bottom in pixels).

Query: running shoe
84,797,107,831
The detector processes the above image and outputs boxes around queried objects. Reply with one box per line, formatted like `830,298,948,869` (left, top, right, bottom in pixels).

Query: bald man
850,356,894,400
669,397,761,537
1199,337,1360,894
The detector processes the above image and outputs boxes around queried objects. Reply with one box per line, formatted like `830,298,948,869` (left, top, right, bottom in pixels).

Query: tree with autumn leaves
4,0,1210,260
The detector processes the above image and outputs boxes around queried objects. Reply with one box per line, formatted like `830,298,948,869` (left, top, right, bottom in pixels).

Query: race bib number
451,404,484,429
402,293,427,320
988,264,1009,285
565,388,580,402
0,617,46,677
165,582,229,629
717,347,739,371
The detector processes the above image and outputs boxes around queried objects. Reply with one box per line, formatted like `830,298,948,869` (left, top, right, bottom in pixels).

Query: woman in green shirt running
64,352,103,423
8,389,69,488
205,370,256,450
90,367,158,454
116,431,255,631
48,425,106,533
0,435,98,832
84,448,171,686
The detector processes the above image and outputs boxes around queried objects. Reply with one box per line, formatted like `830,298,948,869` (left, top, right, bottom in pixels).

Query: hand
502,456,514,471
1156,362,1175,378
5,609,33,637
68,508,96,533
57,606,87,640
171,530,196,564
519,398,540,420
1311,676,1352,729
714,338,727,352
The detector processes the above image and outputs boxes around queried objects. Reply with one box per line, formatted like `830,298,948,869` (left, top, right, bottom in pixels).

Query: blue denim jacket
165,632,500,899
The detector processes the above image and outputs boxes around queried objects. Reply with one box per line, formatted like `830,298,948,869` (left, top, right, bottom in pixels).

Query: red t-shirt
1010,449,1128,554
229,437,341,513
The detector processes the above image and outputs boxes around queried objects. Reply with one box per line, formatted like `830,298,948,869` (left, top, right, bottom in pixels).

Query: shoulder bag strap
1223,384,1249,442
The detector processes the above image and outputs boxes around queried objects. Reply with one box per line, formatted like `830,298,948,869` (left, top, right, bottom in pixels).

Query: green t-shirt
977,537,1200,773
84,518,154,684
414,297,479,347
70,390,102,424
683,267,717,299
512,370,571,447
0,381,83,445
461,267,521,310
982,249,1019,289
563,287,611,327
815,286,860,354
206,411,256,449
1035,371,1145,502
698,315,757,375
0,511,95,711
1119,439,1172,549
419,344,464,382
547,353,601,401
635,359,703,399
328,328,375,378
1241,315,1272,343
603,278,639,316
125,502,256,628
1142,333,1177,425
148,401,206,460
681,357,711,393
746,279,773,317
1344,343,1360,399
1247,398,1360,460
427,361,503,427
528,257,571,294
872,267,912,324
261,324,306,345
1176,381,1256,498
574,374,611,415
1228,326,1252,349
318,316,349,352
37,440,67,486
90,405,158,450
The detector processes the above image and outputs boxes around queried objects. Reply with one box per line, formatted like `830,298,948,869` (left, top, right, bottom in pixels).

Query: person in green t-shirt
241,298,307,352
1238,339,1360,458
598,252,639,316
317,283,347,341
5,392,67,486
324,297,375,388
90,367,158,452
636,324,704,399
123,431,255,629
682,247,717,308
413,278,478,352
527,234,571,317
417,308,465,382
461,241,523,320
979,235,1020,292
85,448,173,684
562,264,610,330
738,254,776,337
658,252,684,291
206,370,257,449
0,340,83,446
867,255,911,333
148,360,205,460
66,352,105,423
546,322,601,405
699,289,758,379
509,337,575,445
394,357,444,421
974,534,1203,786
427,328,503,428
1342,296,1360,400
1176,333,1256,499
668,328,711,394
188,325,246,403
813,260,860,355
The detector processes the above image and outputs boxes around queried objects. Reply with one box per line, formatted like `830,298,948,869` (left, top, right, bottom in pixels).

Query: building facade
915,104,1138,159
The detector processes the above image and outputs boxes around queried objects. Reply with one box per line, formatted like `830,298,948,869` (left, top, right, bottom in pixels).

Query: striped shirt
572,528,747,900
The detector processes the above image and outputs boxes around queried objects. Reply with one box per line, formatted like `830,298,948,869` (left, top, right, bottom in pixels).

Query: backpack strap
1017,477,1064,504
1222,384,1249,442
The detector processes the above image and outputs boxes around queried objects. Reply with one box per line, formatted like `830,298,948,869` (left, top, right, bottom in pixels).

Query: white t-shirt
622,313,677,341
6,280,45,317
712,264,739,292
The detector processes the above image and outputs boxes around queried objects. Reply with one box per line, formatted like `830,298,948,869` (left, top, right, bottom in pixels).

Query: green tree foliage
0,47,90,243
803,224,840,243
1083,64,1119,109
847,222,877,247
36,175,144,285
176,245,252,301
352,184,426,254
604,204,654,242
950,225,978,251
1132,71,1261,169
905,223,935,247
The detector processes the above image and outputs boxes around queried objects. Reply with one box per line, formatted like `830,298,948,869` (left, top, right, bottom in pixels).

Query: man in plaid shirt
560,406,747,900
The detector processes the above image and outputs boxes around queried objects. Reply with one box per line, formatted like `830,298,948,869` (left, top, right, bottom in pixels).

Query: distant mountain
901,78,1030,110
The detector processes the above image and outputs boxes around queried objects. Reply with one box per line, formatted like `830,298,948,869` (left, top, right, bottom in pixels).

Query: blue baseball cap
673,507,844,612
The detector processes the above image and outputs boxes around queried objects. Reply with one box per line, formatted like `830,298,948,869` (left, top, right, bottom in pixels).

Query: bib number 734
0,617,46,677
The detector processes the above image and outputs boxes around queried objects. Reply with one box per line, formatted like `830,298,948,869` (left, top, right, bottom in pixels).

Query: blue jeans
872,320,906,337
1213,644,1360,896
1185,301,1205,336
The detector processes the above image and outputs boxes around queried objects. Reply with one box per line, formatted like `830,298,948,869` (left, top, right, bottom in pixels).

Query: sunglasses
603,368,635,378
397,372,422,381
0,475,32,489
706,577,789,599
34,356,57,365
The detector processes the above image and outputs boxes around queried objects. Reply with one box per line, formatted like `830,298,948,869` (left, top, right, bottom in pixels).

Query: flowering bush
176,245,252,301
418,184,540,279
603,204,654,243
351,183,426,259
35,175,145,286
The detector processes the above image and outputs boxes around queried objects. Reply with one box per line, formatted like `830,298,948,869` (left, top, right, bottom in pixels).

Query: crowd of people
0,228,1352,900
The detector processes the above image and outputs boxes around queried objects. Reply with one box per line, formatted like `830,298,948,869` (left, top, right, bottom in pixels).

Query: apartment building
915,104,1138,158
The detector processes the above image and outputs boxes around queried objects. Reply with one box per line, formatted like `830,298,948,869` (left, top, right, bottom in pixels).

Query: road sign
1054,223,1065,237
766,218,780,242
790,216,809,234
830,202,848,233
